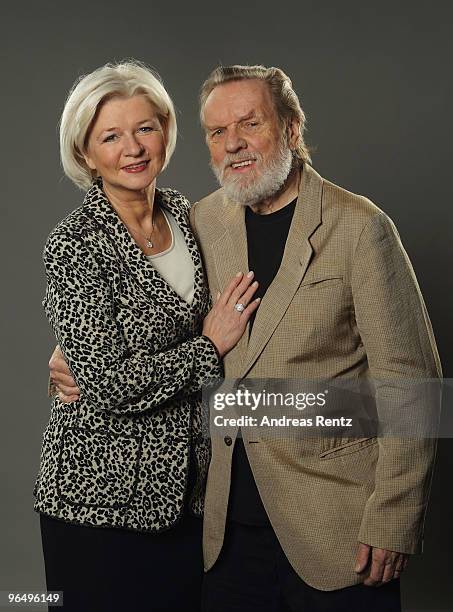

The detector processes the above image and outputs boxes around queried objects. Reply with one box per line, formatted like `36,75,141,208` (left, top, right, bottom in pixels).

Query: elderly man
190,65,441,612
49,65,441,611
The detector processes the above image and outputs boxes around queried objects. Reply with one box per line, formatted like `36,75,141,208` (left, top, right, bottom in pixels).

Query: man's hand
355,543,408,586
49,345,81,403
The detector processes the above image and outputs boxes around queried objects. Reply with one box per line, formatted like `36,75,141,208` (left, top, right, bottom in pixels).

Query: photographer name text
213,415,353,427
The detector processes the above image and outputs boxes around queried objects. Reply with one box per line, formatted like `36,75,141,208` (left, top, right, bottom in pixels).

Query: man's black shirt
228,198,297,525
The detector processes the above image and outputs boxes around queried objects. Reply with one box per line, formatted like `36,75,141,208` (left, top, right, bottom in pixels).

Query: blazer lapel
158,189,209,316
82,180,203,320
211,198,250,369
241,164,324,377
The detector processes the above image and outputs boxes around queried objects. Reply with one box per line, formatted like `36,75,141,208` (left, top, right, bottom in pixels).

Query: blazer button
224,436,233,446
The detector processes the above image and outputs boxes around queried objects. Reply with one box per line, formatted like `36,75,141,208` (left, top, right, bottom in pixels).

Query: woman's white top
146,208,195,305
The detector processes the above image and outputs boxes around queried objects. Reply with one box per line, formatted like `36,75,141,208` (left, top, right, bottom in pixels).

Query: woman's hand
202,272,260,358
49,272,259,401
49,345,80,402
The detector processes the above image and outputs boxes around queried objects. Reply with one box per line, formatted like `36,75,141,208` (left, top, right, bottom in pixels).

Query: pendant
147,240,153,248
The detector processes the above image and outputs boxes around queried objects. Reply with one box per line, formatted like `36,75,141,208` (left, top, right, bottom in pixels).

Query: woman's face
84,94,166,197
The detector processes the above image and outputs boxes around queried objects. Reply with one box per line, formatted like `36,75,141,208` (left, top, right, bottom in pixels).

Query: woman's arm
43,229,222,415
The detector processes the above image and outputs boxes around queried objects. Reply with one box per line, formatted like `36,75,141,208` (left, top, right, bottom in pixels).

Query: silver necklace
129,209,157,249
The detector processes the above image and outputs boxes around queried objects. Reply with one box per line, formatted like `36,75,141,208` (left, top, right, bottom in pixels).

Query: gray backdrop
1,1,452,610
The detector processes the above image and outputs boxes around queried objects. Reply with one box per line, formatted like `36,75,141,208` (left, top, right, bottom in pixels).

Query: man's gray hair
200,64,311,165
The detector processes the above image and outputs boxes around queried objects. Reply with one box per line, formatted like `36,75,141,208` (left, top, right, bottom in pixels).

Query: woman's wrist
200,335,223,360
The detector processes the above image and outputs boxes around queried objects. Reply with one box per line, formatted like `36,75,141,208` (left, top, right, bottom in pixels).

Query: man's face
203,79,295,206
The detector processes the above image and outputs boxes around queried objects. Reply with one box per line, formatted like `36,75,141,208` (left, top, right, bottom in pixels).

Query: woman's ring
234,303,245,313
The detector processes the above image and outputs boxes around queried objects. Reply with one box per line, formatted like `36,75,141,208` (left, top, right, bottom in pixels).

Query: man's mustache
218,152,261,173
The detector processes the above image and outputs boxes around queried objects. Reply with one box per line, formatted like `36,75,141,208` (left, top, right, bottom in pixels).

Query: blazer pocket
319,436,378,460
299,275,344,289
56,426,143,509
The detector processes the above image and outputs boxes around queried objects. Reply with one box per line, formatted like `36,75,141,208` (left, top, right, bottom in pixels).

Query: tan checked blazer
190,163,442,591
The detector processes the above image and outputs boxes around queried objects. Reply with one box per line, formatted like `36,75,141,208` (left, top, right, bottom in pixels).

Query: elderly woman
34,61,259,612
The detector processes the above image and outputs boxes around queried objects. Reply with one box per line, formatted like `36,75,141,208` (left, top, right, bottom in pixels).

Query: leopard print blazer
34,179,222,533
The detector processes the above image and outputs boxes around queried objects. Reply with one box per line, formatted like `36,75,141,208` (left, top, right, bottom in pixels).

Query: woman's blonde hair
60,60,177,190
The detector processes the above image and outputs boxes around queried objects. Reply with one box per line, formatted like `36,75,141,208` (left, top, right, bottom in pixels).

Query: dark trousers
40,513,203,612
202,521,401,612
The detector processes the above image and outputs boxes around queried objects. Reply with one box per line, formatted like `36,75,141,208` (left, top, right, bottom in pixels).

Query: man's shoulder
323,177,383,218
191,187,224,216
319,174,389,238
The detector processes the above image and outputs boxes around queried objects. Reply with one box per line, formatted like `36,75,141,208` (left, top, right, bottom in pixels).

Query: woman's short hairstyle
60,60,177,190
199,64,311,166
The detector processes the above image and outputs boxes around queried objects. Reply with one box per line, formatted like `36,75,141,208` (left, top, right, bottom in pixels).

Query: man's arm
355,542,409,586
48,346,80,402
351,210,441,585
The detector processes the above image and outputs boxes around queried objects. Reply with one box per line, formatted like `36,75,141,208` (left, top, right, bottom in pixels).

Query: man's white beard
210,136,293,207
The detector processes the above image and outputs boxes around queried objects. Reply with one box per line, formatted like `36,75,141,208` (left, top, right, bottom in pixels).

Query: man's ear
287,118,301,151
